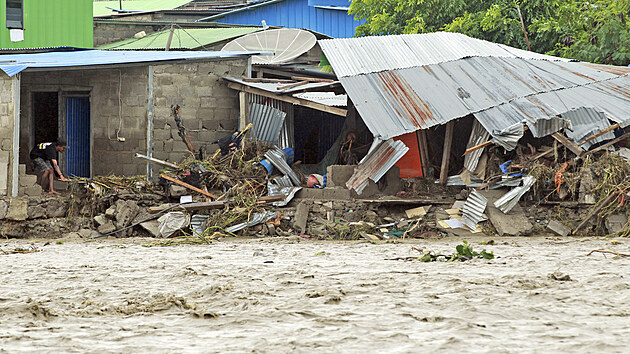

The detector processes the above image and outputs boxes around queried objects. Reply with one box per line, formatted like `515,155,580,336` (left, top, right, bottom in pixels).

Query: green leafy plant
415,241,494,262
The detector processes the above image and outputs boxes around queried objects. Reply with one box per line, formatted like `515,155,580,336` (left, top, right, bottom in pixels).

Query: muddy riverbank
1,236,629,352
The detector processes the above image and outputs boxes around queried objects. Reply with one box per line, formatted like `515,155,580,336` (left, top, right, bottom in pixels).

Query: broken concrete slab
114,199,140,229
605,214,628,235
27,205,47,219
294,202,309,234
94,214,107,226
46,199,67,218
405,206,431,219
168,185,188,198
326,165,356,188
97,220,117,235
6,198,28,221
140,220,161,238
480,190,533,236
547,220,571,236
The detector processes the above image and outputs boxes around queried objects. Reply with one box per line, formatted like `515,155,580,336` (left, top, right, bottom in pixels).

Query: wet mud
1,236,629,352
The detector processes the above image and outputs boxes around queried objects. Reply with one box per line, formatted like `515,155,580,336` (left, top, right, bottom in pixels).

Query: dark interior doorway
32,92,59,144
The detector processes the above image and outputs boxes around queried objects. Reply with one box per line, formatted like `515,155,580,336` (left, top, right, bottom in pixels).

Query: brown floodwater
1,236,629,352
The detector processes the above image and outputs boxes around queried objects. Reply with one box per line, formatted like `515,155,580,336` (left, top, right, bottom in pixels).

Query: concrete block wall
18,58,247,179
93,22,160,47
0,75,15,196
90,67,149,176
150,59,248,176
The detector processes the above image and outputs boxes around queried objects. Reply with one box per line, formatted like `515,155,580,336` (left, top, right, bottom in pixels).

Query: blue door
65,97,90,177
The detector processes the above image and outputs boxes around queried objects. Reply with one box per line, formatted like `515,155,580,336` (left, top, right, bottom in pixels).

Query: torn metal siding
494,176,536,213
250,94,294,149
346,139,409,194
461,190,488,231
319,32,571,78
563,107,616,150
249,103,287,144
222,76,340,94
464,119,491,172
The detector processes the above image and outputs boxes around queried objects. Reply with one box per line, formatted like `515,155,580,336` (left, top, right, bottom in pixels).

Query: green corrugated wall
0,0,92,49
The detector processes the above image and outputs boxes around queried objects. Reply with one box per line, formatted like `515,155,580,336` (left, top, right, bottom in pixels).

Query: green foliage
349,0,630,66
416,241,495,262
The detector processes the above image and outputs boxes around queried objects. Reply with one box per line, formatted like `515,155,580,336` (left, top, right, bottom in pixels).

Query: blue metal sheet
66,97,90,177
204,0,363,38
0,49,263,77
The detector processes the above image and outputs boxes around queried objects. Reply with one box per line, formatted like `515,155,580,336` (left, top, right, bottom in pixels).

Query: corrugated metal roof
0,50,261,77
461,190,487,231
337,54,630,140
94,0,194,17
346,139,409,194
249,103,286,143
198,0,363,39
97,27,262,50
563,107,616,150
223,76,341,94
293,92,347,106
320,32,573,78
321,32,630,144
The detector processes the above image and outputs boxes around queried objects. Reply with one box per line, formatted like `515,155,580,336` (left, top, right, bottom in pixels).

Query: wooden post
416,129,431,178
239,91,249,130
439,121,454,185
165,24,175,51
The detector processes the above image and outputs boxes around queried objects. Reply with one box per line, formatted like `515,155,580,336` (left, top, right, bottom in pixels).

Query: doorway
32,92,59,145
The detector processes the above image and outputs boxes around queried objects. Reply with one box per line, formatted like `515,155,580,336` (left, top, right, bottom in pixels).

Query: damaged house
314,32,630,191
0,48,262,197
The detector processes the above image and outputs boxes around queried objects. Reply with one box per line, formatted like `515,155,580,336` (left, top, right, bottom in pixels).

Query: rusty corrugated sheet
346,139,409,195
338,55,630,141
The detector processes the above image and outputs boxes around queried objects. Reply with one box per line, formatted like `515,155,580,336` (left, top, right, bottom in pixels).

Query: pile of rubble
2,128,630,241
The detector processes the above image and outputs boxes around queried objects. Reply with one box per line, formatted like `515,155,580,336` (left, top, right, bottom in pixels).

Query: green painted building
1,0,93,49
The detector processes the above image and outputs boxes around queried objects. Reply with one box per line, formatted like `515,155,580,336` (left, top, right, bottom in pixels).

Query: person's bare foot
46,190,58,194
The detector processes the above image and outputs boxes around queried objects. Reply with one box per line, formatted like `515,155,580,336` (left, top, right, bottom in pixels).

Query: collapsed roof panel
321,32,630,142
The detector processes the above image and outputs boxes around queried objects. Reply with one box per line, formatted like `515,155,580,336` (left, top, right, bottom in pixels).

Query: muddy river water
1,236,629,352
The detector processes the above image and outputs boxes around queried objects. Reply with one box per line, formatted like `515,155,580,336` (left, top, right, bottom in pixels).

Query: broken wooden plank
239,91,249,130
227,82,347,117
405,206,431,218
358,198,454,205
160,174,217,199
585,131,630,156
581,123,620,145
552,132,585,156
290,76,334,83
148,201,226,214
242,77,293,83
277,80,308,91
416,129,431,178
463,141,492,156
440,121,455,186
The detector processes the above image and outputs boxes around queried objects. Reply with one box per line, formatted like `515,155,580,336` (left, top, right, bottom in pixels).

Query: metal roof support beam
227,82,347,117
439,121,454,186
